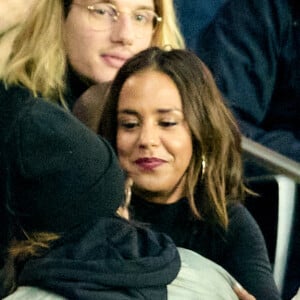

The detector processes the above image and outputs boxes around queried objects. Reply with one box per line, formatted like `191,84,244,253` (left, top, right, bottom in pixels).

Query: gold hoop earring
124,177,133,207
116,178,133,220
201,155,206,180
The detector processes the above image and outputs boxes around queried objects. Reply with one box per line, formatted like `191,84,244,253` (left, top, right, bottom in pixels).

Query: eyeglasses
72,2,162,38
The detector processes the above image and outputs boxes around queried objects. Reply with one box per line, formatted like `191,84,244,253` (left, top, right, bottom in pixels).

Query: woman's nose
138,124,160,148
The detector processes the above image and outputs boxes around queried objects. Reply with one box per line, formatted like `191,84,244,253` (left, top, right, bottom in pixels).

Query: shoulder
0,83,61,146
224,202,270,258
227,203,262,236
227,202,252,221
0,82,32,105
0,83,36,143
0,84,95,147
225,203,270,265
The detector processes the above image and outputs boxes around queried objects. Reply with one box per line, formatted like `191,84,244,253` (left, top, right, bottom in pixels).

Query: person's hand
233,282,256,300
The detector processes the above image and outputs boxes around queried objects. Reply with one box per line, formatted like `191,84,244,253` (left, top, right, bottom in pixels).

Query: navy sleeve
198,0,300,162
223,204,281,299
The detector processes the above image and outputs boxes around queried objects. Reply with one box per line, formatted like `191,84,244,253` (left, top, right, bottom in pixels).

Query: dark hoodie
0,81,180,299
17,217,180,300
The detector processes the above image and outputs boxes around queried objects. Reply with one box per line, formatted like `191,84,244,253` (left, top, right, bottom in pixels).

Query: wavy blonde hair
2,1,67,106
151,0,185,48
0,0,37,77
1,0,184,107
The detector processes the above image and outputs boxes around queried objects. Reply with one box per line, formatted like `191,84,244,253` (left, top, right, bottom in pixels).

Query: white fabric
168,247,239,300
3,286,65,300
292,288,300,300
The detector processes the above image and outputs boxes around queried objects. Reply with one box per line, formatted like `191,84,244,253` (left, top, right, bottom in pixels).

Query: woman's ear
124,177,133,208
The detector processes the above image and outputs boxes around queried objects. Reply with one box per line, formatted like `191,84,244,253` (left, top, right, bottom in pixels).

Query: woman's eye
159,121,178,127
119,120,139,129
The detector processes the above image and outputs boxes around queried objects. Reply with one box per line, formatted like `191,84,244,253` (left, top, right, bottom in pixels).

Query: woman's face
116,70,193,204
64,0,155,84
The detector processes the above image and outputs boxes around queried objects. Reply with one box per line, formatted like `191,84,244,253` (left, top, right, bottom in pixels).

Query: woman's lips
135,157,166,171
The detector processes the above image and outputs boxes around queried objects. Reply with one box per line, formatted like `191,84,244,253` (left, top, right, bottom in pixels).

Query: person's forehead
119,71,183,111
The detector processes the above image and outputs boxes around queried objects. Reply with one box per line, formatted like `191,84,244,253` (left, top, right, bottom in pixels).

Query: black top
131,196,281,299
0,82,124,267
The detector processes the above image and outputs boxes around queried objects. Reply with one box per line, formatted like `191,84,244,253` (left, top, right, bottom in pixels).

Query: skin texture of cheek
64,24,111,83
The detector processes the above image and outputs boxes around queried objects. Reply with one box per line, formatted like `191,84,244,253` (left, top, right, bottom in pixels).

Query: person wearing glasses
0,0,183,109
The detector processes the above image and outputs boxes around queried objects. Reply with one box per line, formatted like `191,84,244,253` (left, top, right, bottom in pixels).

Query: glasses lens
88,3,116,31
87,3,162,38
132,10,160,38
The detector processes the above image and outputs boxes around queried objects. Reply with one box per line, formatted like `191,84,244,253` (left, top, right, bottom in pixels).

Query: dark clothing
0,82,124,236
0,80,125,297
198,0,300,162
197,0,300,298
174,0,227,52
17,217,180,300
131,197,281,300
0,81,181,299
65,67,90,110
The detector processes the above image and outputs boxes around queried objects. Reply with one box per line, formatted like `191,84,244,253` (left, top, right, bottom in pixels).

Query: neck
65,65,91,109
133,179,186,205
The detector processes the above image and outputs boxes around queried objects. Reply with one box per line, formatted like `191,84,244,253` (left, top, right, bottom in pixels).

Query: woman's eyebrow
118,108,183,114
118,109,138,115
156,108,183,113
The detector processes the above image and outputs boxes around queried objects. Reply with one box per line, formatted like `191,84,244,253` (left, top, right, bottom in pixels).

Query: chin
134,183,164,196
96,67,118,83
